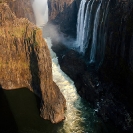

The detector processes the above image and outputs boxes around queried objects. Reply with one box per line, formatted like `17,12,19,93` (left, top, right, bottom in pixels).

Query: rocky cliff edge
0,3,66,123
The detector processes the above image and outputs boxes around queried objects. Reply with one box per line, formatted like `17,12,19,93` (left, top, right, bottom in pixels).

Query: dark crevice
0,85,18,133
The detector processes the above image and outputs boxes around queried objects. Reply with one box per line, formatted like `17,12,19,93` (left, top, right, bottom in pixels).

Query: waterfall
32,0,48,28
84,0,95,52
90,1,102,63
76,0,87,51
76,0,94,54
76,0,110,65
80,0,91,53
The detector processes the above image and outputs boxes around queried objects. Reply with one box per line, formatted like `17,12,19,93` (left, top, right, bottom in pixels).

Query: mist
32,0,48,27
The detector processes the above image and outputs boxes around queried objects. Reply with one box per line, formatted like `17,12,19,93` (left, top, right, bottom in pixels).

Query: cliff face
0,3,66,123
7,0,35,23
98,1,133,131
99,0,133,105
48,0,80,36
103,0,133,71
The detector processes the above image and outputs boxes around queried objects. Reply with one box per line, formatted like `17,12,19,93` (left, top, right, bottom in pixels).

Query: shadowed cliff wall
48,0,80,37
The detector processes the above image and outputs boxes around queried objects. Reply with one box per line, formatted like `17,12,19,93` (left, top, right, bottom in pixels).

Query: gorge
49,0,133,132
0,0,133,133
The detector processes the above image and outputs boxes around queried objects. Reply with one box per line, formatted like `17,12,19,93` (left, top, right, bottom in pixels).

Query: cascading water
98,0,111,66
90,1,102,63
76,0,95,54
82,0,95,53
32,0,48,28
76,0,110,65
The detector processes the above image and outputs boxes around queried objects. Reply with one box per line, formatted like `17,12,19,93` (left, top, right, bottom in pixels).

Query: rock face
48,0,80,37
99,0,133,125
101,0,133,78
0,3,66,123
52,40,133,132
7,0,35,23
0,0,35,23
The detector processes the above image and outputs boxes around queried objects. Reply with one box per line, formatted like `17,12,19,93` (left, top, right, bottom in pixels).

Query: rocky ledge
0,3,66,123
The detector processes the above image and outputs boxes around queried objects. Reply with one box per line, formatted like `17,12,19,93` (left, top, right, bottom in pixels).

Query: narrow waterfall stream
76,0,87,52
76,0,110,64
90,1,102,63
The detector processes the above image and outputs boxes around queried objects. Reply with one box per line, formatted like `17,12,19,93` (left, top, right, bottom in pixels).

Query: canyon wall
102,0,133,76
48,0,80,37
0,2,66,123
98,1,133,131
50,0,133,131
99,0,133,110
49,0,133,102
